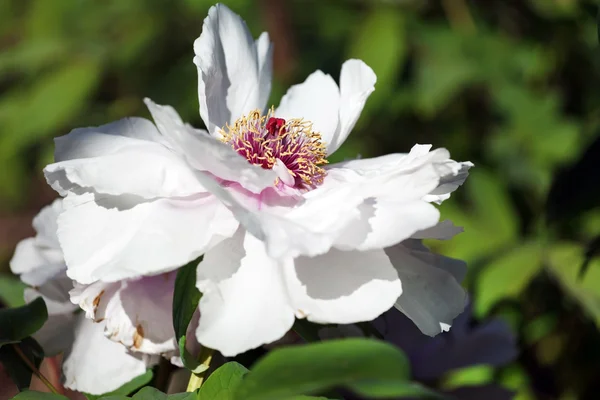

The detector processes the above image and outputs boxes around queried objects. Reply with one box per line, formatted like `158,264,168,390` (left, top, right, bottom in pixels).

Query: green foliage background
1,0,600,398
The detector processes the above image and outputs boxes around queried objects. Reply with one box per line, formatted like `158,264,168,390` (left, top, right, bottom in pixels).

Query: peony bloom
9,200,193,394
43,3,471,356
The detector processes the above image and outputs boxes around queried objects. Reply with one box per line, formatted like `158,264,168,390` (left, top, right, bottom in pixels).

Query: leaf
350,381,443,399
172,257,203,372
0,337,45,390
545,133,600,224
0,297,48,347
198,362,248,400
127,387,197,400
546,242,600,328
0,273,27,307
475,242,543,316
234,338,411,400
11,391,69,400
86,369,153,400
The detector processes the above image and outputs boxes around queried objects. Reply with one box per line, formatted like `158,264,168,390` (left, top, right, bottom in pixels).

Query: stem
12,344,59,394
186,347,214,392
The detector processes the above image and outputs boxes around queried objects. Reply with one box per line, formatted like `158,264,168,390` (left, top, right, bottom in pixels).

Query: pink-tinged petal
71,274,178,356
63,316,156,395
44,117,205,199
144,98,277,193
327,59,376,155
275,70,340,147
386,241,467,336
283,248,401,324
194,4,273,134
58,191,238,284
195,230,295,356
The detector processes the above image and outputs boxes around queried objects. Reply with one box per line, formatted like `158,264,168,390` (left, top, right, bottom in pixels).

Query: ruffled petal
63,316,155,395
58,191,238,284
423,160,474,204
327,59,376,155
194,4,273,134
144,99,277,193
71,274,178,356
195,230,295,356
386,241,467,336
10,200,64,286
283,248,401,324
276,70,340,147
44,117,205,199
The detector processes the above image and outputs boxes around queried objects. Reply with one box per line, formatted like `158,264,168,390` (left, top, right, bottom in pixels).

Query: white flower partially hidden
44,3,472,357
9,200,188,394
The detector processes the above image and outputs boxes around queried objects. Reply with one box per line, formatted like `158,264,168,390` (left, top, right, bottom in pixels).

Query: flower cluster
10,3,472,395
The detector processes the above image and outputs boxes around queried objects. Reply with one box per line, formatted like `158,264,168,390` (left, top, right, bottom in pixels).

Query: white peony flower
43,3,472,357
9,200,188,394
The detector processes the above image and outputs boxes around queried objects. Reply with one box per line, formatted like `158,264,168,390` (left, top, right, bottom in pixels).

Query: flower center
219,109,328,190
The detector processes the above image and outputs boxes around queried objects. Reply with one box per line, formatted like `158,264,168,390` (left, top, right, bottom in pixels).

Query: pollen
219,108,328,190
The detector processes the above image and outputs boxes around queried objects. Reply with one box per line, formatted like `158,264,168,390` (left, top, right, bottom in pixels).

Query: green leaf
11,391,69,400
350,381,443,399
234,338,411,400
0,273,27,307
172,257,203,373
546,242,600,328
198,362,248,400
86,369,153,399
127,387,197,400
0,337,45,390
0,297,48,346
475,242,543,316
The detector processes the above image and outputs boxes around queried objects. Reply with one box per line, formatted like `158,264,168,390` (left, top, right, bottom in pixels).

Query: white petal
386,242,467,336
276,70,340,148
423,161,474,204
256,32,273,112
59,191,238,284
63,316,155,395
327,59,376,155
10,200,64,286
72,274,178,355
284,248,401,324
44,117,205,198
196,231,295,356
144,98,277,193
10,238,64,286
194,4,272,134
331,155,443,251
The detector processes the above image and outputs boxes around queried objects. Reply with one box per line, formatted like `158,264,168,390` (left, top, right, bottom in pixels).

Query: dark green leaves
11,391,69,400
198,362,248,400
172,257,203,372
0,297,48,391
0,337,45,390
0,297,48,347
234,338,415,400
130,387,197,400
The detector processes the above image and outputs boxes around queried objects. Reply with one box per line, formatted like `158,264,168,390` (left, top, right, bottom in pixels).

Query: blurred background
1,0,600,398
